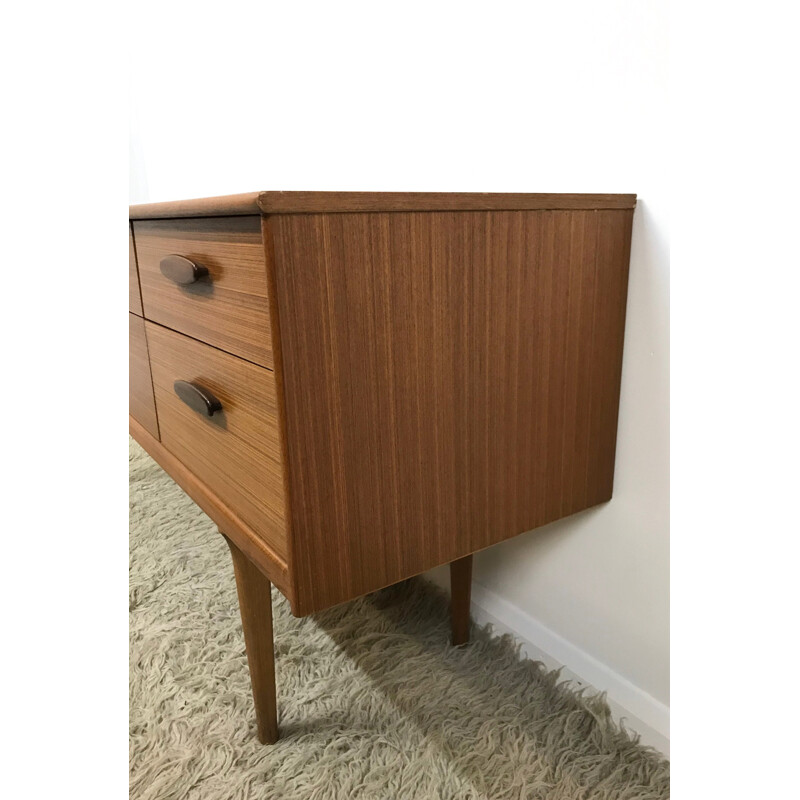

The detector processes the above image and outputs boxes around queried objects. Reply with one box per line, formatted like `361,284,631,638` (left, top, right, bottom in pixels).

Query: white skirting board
424,569,670,758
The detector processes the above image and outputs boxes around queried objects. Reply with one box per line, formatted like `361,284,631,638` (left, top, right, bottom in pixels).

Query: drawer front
133,216,273,368
145,321,286,558
129,227,142,315
129,314,158,438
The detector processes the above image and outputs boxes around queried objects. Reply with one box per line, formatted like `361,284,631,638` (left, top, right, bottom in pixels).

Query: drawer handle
174,380,223,417
160,254,209,285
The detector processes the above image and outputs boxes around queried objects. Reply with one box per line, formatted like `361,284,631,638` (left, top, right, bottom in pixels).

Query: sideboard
129,191,636,744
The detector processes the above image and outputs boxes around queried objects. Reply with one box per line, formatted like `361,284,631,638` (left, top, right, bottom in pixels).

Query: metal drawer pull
174,380,223,417
160,254,209,285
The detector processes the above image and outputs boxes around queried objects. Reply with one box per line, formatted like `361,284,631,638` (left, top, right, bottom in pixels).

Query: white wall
427,179,669,750
130,0,668,745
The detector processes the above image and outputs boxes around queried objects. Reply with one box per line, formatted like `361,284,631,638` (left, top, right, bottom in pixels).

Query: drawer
129,314,158,438
133,216,273,368
129,226,142,315
145,321,286,558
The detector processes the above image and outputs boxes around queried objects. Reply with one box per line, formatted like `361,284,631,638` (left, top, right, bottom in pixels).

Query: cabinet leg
223,535,279,744
450,554,473,646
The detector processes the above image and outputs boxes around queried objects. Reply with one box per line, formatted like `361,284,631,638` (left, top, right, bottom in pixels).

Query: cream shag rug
130,439,669,799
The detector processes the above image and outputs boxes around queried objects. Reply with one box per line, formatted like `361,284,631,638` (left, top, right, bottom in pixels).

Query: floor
130,439,669,799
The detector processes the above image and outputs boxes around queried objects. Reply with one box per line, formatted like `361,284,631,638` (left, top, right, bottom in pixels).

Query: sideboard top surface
129,191,637,219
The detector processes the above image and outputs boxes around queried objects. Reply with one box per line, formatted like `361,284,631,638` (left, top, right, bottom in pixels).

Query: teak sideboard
129,191,636,744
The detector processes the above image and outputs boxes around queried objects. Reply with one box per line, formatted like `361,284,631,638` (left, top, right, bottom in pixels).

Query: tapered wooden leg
450,554,473,645
223,535,279,744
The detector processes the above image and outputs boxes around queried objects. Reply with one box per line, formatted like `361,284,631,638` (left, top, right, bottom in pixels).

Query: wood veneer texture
269,209,634,615
133,216,273,368
145,322,287,560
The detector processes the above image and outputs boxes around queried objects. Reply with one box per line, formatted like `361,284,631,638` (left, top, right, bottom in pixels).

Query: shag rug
130,439,669,799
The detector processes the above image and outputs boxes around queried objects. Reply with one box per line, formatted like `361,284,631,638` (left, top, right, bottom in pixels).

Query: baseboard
425,569,670,758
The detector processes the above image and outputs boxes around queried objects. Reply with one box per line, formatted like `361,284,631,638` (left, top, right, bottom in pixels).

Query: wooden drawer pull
174,380,223,417
160,254,209,285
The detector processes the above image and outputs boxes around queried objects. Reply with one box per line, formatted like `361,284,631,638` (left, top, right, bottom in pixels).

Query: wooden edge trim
257,191,638,214
129,192,637,219
129,417,295,606
260,216,300,604
129,192,264,220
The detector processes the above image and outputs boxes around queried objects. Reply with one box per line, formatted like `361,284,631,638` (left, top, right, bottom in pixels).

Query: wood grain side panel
145,322,287,559
130,225,143,315
271,209,634,615
134,216,273,368
129,313,158,438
